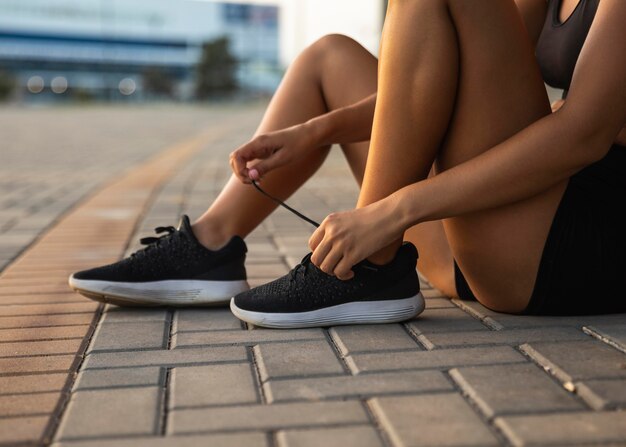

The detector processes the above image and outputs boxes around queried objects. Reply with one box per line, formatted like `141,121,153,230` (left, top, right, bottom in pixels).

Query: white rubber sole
69,276,249,307
230,293,425,328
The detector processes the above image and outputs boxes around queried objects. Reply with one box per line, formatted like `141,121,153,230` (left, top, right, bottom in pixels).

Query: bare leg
356,0,559,312
193,35,376,249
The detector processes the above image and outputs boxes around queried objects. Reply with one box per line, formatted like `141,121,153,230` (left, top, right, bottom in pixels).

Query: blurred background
0,0,386,103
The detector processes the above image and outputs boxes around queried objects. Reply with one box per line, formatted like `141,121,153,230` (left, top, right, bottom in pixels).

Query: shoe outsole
230,293,425,328
69,276,249,307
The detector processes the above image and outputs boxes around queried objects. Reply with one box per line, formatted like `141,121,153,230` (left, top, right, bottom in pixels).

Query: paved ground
1,104,625,447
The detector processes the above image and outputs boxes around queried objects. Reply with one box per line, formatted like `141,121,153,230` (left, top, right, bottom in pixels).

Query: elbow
555,108,615,167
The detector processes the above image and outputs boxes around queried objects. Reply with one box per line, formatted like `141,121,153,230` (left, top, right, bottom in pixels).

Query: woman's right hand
229,122,321,183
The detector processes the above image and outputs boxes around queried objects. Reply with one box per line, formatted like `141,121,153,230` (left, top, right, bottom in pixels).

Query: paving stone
173,328,325,348
407,307,489,334
246,263,290,278
348,346,526,374
0,338,83,356
74,367,163,390
419,327,587,350
254,340,345,381
0,415,48,445
277,425,383,447
424,297,456,309
0,313,95,329
169,363,258,408
56,387,162,440
82,346,247,369
51,433,270,447
169,401,368,434
0,324,89,342
265,370,453,403
495,412,626,446
454,300,626,329
371,393,499,446
584,324,626,353
88,321,169,352
0,303,95,317
520,340,626,383
100,307,169,323
329,325,419,355
449,363,583,418
575,378,626,410
0,391,61,417
174,309,241,332
0,372,67,394
0,353,76,375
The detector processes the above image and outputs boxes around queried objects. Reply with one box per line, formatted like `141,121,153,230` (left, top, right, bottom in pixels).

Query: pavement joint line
582,326,626,355
42,304,103,446
363,398,398,447
402,322,430,351
159,368,172,436
324,328,354,375
249,346,269,404
442,369,512,446
450,298,505,331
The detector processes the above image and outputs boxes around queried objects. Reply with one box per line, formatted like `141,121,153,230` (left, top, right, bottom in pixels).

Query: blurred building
0,0,384,102
0,0,280,101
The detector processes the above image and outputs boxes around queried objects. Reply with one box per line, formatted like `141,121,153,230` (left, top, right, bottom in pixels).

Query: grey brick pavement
1,104,625,446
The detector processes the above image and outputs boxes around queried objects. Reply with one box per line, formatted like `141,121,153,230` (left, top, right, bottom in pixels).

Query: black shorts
455,144,626,315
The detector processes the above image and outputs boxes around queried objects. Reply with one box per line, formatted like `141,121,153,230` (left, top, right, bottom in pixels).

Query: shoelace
252,180,381,277
131,226,177,258
252,180,320,228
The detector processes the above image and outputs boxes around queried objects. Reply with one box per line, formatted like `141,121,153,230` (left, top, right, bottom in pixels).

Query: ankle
366,243,401,266
191,220,232,251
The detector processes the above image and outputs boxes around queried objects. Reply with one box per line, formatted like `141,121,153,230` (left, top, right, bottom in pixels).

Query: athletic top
535,0,600,93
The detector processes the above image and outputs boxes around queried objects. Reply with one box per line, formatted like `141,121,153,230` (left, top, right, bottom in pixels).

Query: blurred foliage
143,67,175,98
71,88,95,103
0,71,15,101
195,37,238,99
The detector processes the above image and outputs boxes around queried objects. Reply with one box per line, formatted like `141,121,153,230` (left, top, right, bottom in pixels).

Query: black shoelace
252,180,320,228
131,226,176,258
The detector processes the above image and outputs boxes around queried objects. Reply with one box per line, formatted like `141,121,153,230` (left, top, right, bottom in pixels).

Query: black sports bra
535,0,599,94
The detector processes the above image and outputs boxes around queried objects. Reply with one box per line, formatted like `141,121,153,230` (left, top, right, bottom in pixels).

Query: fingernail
249,169,259,180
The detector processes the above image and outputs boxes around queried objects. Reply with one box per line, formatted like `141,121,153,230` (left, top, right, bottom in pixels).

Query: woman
70,0,626,328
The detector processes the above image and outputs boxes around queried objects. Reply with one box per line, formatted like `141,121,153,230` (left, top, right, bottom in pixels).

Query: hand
551,99,565,113
308,199,405,280
229,123,320,183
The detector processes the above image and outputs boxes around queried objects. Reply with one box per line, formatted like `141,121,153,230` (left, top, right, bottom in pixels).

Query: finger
311,238,332,268
229,154,251,183
308,227,325,252
334,256,355,281
250,149,286,179
319,246,343,276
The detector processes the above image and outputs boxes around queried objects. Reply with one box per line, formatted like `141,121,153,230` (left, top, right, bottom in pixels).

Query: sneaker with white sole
230,242,424,328
69,215,249,306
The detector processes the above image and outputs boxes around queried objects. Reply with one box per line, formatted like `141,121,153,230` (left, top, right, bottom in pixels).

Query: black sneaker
230,242,424,328
69,216,249,306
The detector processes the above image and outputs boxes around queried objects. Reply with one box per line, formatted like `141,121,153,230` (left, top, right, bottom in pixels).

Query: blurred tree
195,37,238,99
143,68,174,98
0,71,15,101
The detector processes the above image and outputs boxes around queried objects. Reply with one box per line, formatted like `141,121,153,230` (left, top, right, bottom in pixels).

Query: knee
304,34,362,63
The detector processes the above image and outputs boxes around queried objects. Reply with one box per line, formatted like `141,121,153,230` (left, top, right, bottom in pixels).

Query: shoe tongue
177,215,195,239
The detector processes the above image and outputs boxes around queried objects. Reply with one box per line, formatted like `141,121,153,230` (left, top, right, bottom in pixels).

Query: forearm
392,111,614,227
306,93,377,146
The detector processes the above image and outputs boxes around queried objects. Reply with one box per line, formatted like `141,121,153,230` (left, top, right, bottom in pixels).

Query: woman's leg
356,0,560,312
193,34,376,249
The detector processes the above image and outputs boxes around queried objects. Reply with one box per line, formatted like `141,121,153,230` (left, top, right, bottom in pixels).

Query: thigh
439,0,563,312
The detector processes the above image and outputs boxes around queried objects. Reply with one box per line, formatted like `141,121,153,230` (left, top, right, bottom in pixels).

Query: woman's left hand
308,199,405,280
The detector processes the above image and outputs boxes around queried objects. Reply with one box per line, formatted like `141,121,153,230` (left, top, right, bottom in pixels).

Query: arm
307,0,626,278
391,0,626,227
230,93,376,182
553,99,626,146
